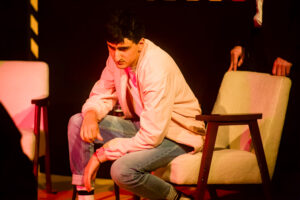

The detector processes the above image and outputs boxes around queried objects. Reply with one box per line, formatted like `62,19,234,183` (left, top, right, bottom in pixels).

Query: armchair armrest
31,96,49,107
196,113,262,123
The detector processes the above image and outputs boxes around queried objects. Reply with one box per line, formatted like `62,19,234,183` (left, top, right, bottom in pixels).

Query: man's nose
114,50,121,61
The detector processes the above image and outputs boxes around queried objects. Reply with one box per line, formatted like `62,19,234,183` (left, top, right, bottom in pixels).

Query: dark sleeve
263,0,299,65
231,0,257,48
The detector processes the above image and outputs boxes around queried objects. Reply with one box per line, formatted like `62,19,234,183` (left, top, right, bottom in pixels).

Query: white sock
76,185,95,200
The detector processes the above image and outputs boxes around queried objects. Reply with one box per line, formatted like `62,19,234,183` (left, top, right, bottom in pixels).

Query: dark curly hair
105,9,145,44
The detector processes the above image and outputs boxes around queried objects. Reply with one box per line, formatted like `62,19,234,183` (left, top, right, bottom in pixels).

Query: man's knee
110,158,140,187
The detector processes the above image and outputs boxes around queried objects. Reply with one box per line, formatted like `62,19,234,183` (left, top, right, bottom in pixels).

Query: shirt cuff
95,147,108,163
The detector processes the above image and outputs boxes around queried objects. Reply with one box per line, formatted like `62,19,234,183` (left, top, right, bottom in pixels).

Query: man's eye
118,47,129,51
108,45,116,50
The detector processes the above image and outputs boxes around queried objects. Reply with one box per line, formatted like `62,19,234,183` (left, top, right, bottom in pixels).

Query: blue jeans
68,113,192,199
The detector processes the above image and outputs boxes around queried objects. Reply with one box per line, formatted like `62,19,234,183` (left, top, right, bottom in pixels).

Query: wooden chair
0,60,52,193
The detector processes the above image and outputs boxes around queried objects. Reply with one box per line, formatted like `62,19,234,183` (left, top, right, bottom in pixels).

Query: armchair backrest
0,61,49,130
212,71,291,177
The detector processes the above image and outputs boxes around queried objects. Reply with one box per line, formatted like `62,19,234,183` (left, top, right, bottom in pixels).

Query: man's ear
138,38,145,52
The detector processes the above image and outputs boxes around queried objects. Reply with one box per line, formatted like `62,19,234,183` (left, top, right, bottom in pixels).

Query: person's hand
80,110,103,143
83,153,101,192
228,46,245,71
102,138,124,149
272,57,292,76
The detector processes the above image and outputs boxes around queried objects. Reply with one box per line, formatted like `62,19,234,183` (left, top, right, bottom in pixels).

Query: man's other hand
83,153,100,192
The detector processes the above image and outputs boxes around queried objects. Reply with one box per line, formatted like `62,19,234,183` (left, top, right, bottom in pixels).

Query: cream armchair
0,60,52,193
154,71,291,199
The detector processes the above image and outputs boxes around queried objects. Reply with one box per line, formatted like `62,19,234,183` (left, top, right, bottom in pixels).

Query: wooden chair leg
43,106,52,193
114,182,141,200
196,122,219,200
33,105,41,188
114,182,120,200
248,121,272,200
72,185,77,200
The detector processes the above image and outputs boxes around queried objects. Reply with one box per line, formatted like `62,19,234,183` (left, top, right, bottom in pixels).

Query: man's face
107,38,144,70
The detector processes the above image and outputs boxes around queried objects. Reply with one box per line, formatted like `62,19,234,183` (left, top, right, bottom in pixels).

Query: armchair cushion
0,61,49,160
155,149,260,185
19,129,36,161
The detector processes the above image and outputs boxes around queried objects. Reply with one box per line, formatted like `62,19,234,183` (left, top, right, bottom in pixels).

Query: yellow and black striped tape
30,0,39,59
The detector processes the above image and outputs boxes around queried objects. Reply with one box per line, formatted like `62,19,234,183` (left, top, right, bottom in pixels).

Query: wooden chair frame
194,113,272,200
32,97,52,193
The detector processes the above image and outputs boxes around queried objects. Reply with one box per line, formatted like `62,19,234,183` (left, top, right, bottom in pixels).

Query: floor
37,172,300,200
38,173,135,200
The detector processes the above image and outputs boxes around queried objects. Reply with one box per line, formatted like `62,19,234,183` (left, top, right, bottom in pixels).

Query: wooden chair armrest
31,96,49,107
196,113,262,123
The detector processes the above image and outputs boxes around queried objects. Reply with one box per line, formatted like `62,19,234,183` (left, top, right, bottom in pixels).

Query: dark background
1,0,298,186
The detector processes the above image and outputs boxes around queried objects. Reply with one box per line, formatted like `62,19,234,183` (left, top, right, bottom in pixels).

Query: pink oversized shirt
82,39,206,161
